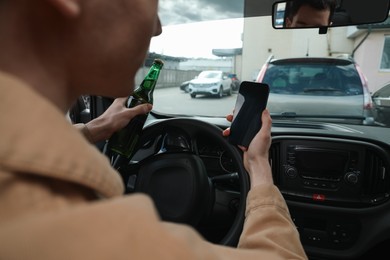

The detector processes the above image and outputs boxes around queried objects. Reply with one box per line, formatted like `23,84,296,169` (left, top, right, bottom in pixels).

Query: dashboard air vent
362,148,390,204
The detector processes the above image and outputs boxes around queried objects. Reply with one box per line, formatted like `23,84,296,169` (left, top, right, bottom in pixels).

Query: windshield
198,71,222,79
262,62,363,96
144,0,390,128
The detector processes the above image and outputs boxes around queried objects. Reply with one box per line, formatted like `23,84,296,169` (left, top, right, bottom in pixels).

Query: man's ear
47,0,80,18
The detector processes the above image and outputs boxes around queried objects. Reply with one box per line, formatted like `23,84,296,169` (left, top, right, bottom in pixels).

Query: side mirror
272,0,389,32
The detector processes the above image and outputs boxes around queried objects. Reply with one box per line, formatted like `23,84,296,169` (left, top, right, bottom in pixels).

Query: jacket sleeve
73,123,95,143
237,184,308,259
160,184,308,260
0,188,307,260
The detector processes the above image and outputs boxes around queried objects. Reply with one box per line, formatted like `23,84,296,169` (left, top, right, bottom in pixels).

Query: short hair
285,0,337,24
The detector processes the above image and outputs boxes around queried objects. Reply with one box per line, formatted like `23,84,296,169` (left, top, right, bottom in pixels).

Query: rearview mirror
273,0,390,31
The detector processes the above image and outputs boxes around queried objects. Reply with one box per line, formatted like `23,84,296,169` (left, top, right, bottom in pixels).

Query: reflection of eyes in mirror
272,0,390,29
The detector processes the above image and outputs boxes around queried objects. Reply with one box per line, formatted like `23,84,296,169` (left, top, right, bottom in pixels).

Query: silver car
188,70,232,98
372,82,390,126
256,57,375,125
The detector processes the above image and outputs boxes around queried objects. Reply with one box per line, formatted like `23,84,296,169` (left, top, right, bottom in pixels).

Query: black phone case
228,81,270,147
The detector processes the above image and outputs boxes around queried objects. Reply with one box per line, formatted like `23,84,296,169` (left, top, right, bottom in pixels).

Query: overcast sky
150,0,245,59
150,18,244,59
158,0,244,25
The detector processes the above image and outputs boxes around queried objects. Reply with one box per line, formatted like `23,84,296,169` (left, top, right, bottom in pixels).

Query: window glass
262,64,362,96
377,84,390,97
380,36,390,70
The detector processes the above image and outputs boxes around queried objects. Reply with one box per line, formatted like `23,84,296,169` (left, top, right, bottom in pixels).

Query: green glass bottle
108,59,164,159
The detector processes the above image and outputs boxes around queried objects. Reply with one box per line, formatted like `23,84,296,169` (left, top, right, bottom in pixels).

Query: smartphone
228,81,270,148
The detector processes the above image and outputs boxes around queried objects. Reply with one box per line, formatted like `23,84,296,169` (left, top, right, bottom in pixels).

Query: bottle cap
154,59,164,65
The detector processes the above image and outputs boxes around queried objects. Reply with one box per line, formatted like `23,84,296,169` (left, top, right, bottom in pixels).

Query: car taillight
356,64,373,109
256,63,269,82
363,87,373,109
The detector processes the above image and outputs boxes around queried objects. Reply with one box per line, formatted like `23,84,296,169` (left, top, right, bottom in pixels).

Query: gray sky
152,0,273,59
150,17,244,58
158,0,244,25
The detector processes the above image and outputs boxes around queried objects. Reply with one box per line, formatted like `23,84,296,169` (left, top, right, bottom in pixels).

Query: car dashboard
147,113,390,259
270,134,390,259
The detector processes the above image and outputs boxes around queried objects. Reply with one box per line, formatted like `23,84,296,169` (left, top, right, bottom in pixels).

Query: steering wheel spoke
113,118,249,246
116,161,141,192
211,172,239,182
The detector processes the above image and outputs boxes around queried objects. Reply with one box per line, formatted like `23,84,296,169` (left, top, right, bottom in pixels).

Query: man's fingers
222,127,231,137
129,103,153,116
226,114,233,122
114,97,128,105
260,109,272,132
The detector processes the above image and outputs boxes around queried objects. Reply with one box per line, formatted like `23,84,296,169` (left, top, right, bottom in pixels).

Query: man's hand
80,97,152,143
223,109,273,188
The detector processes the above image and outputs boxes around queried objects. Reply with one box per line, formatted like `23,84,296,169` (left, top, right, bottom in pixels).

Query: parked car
188,70,232,98
228,73,241,91
372,82,390,126
256,57,375,125
179,80,190,92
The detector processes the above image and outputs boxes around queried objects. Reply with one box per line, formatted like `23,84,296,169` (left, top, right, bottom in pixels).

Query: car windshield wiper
272,112,366,120
303,88,340,92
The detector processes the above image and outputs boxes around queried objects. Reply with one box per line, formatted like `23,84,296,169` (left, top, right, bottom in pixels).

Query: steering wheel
113,118,249,246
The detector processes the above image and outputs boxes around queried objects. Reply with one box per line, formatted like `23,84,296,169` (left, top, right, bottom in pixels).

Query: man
0,0,307,259
284,0,336,27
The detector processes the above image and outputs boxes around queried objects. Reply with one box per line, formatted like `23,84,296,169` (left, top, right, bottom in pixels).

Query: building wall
353,31,390,92
242,16,290,81
328,27,355,57
242,16,331,82
233,55,243,80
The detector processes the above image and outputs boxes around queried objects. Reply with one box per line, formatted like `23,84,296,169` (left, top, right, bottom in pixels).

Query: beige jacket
0,71,307,259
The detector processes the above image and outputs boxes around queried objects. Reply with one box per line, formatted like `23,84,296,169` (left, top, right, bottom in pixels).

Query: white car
188,70,232,98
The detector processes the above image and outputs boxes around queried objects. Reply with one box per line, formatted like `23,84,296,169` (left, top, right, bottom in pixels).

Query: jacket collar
0,71,124,198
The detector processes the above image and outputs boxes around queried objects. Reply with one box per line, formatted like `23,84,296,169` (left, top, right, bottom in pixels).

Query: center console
279,139,366,206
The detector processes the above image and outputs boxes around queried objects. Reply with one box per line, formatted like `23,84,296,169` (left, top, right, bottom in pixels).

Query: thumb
128,103,153,116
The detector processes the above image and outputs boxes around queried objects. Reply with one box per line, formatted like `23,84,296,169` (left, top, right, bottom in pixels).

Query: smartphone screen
228,81,270,148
